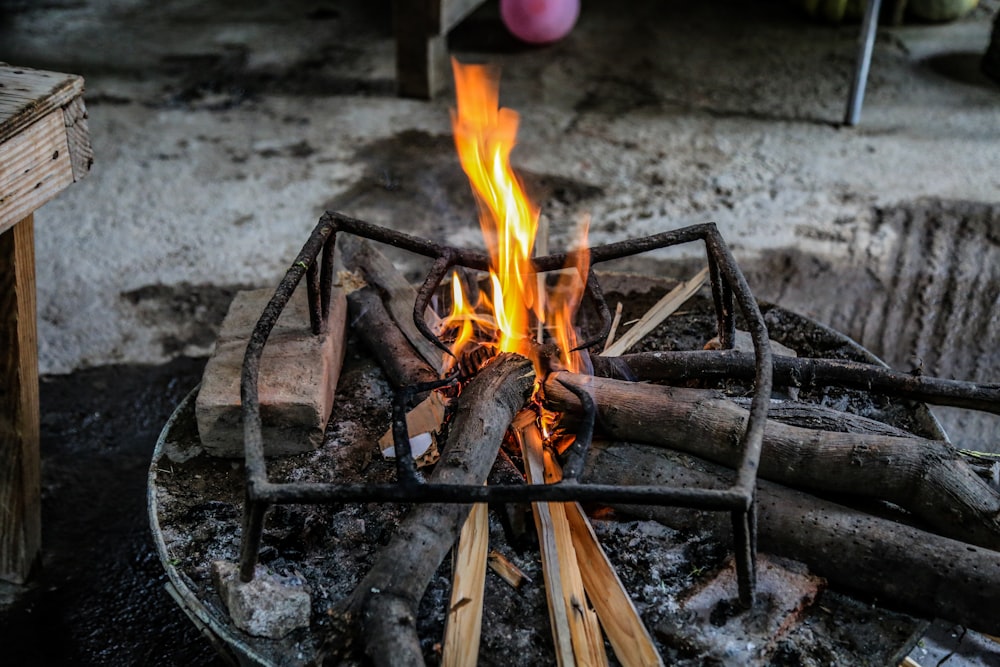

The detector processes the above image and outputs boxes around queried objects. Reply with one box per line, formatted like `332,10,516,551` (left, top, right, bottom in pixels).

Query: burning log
585,442,1000,637
328,353,534,667
542,372,1000,551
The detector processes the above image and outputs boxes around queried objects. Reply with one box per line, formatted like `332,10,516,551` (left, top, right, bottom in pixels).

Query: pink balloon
500,0,580,45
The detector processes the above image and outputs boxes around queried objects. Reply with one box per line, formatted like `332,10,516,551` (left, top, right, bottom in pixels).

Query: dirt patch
0,357,224,667
122,282,255,356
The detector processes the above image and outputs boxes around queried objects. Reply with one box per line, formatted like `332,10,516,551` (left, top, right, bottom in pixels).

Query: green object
799,0,866,23
908,0,978,22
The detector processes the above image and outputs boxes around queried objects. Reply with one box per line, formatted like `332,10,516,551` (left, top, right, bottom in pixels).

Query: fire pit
150,265,955,666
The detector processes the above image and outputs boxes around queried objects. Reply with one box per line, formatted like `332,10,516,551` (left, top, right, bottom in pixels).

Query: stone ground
1,0,1000,664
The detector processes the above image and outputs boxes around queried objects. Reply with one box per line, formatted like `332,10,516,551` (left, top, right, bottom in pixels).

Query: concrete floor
2,0,1000,663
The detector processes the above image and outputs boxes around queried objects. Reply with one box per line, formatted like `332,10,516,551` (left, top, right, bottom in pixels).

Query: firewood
601,266,709,357
488,550,531,590
346,284,439,388
601,302,624,354
584,441,1000,638
542,371,1000,552
442,501,489,667
589,349,1000,415
328,354,534,667
551,471,663,667
514,412,608,667
338,235,444,373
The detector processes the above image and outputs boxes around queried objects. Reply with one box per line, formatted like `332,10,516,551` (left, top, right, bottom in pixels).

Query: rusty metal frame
238,211,774,606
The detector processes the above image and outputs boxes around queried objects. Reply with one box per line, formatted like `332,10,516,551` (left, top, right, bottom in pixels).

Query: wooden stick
332,354,534,667
346,285,439,387
542,449,608,667
543,462,663,667
536,214,549,344
515,412,607,667
442,501,489,667
601,266,709,357
585,441,1000,638
488,550,531,590
338,235,444,373
601,302,624,354
542,371,1000,552
588,349,1000,415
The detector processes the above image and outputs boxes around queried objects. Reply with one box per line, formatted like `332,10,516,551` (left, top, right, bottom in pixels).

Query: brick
195,286,346,457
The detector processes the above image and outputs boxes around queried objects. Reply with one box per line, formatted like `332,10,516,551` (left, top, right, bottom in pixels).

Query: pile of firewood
316,235,1000,666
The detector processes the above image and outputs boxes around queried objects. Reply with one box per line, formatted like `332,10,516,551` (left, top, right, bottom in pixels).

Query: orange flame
451,61,539,357
549,216,591,371
448,58,590,378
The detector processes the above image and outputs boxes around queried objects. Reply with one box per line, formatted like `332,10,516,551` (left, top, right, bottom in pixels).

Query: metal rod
238,213,770,591
306,257,321,336
559,379,597,480
845,0,884,126
251,479,751,509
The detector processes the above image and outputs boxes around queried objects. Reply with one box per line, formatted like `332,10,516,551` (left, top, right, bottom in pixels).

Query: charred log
326,354,534,667
589,350,1000,415
585,442,1000,637
346,285,439,388
542,371,1000,551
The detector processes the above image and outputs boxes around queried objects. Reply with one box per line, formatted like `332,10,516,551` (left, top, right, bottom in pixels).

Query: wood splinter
442,501,489,667
514,410,608,667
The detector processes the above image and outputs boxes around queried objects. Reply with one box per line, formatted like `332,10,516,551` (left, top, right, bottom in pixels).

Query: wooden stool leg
0,214,41,584
394,0,449,99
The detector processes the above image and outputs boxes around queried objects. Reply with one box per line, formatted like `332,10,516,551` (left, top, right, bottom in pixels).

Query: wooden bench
0,64,92,584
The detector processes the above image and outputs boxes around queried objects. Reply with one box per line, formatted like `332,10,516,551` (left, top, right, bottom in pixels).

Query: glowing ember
442,58,590,376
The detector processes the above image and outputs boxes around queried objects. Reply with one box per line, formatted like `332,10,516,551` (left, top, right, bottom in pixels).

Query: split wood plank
601,302,624,354
540,450,663,667
563,502,662,667
488,550,530,590
541,449,661,667
0,215,40,584
601,266,710,358
442,501,489,667
515,411,607,667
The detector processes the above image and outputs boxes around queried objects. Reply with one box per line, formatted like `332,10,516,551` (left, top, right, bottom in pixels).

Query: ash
153,283,929,665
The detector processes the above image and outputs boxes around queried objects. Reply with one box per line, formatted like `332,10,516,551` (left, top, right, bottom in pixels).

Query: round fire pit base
149,276,946,666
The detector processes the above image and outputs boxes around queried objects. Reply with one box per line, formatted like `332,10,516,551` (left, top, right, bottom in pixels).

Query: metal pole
845,0,884,126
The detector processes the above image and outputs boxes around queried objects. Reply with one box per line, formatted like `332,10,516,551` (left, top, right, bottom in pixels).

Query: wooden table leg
0,214,41,584
394,0,449,99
